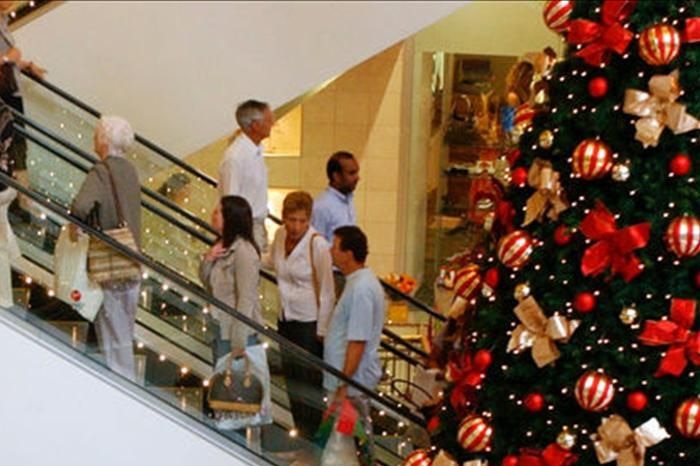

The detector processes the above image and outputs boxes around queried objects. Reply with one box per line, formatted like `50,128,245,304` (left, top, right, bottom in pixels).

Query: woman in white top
267,190,335,440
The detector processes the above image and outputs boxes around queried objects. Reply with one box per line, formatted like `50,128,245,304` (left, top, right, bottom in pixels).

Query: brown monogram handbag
208,352,264,413
87,162,141,284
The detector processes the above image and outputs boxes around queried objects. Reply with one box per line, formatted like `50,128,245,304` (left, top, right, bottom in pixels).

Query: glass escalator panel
3,169,430,465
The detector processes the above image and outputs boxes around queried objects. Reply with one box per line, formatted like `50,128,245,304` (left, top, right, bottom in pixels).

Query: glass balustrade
2,171,432,465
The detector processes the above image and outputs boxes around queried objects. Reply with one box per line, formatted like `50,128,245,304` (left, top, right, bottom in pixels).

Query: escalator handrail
20,70,219,188
12,108,217,237
1,171,425,426
14,113,433,359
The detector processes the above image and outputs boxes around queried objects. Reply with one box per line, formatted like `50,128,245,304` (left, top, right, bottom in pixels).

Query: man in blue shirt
311,151,359,242
324,225,385,462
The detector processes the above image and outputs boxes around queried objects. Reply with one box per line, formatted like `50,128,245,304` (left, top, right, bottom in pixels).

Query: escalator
17,70,446,375
1,170,431,465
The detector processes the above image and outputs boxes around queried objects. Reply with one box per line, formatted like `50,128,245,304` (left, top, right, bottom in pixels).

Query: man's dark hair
235,99,269,130
333,225,368,263
326,151,355,183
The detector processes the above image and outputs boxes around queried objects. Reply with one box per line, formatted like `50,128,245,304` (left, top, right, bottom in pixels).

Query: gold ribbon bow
623,70,700,148
507,296,580,368
591,415,669,466
523,158,568,226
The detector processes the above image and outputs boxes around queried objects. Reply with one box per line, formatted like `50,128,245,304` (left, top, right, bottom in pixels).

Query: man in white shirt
218,100,274,251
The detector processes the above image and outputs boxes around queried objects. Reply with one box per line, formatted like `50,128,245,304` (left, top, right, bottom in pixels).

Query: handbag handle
102,160,127,227
309,232,321,310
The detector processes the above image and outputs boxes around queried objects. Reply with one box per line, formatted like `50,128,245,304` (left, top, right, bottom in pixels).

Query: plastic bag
320,427,360,466
54,227,103,322
211,343,272,430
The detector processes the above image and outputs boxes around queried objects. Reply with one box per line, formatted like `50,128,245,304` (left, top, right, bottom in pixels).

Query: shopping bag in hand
315,398,371,466
54,227,103,322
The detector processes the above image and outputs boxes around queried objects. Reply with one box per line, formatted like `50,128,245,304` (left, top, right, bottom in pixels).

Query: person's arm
1,46,20,64
218,154,242,197
232,242,261,349
335,340,366,400
311,204,330,242
314,236,335,337
71,168,102,220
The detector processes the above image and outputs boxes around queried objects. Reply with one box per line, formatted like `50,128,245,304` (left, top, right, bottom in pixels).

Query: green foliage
434,1,700,464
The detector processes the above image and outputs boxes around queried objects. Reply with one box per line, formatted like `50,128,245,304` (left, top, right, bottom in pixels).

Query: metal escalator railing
12,107,431,365
2,171,430,465
20,70,446,325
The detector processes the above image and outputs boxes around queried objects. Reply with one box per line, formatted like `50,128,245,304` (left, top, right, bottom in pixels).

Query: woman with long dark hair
200,195,262,359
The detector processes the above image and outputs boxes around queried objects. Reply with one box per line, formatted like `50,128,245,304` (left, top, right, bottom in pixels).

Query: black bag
0,29,17,97
0,62,17,96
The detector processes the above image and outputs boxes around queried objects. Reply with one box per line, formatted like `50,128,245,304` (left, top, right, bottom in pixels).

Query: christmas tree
418,1,700,465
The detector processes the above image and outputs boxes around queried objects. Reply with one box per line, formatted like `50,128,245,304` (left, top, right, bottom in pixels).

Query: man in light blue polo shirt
324,225,385,462
311,151,359,242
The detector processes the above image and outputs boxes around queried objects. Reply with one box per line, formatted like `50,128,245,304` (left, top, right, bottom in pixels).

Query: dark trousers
277,319,324,440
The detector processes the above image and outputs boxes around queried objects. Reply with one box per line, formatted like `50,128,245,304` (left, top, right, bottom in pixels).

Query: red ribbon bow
518,444,578,466
639,298,700,377
447,352,485,416
567,0,637,66
579,202,650,282
683,18,700,42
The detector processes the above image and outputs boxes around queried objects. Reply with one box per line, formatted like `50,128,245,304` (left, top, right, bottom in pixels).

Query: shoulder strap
309,232,321,311
0,27,13,49
102,159,126,226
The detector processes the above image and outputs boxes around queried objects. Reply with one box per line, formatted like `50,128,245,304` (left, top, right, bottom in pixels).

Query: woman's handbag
87,163,142,285
208,344,272,430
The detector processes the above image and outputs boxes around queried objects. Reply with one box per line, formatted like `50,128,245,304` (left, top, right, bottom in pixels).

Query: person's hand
333,384,348,403
204,241,226,262
24,61,46,80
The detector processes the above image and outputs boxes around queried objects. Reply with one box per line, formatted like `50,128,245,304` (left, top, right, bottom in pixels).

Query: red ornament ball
571,139,613,179
573,291,596,313
670,153,692,176
401,448,432,466
473,349,493,372
553,224,573,246
524,392,545,412
513,103,537,134
575,371,615,412
70,289,82,302
457,415,493,452
665,216,700,258
639,24,681,66
542,0,573,33
502,456,519,466
483,267,500,290
497,230,535,269
588,77,609,98
511,167,528,187
454,265,482,303
626,390,648,412
675,398,700,439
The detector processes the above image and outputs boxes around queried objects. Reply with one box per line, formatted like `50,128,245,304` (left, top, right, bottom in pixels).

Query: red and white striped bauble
401,448,432,466
571,139,613,179
457,415,493,452
575,371,615,412
514,103,537,132
497,230,534,269
542,0,573,33
453,265,482,302
665,216,700,258
675,398,700,439
638,24,681,66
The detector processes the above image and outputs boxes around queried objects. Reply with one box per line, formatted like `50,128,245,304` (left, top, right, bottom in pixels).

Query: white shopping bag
54,227,103,322
211,343,272,430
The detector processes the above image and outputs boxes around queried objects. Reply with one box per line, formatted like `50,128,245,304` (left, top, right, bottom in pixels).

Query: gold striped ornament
665,215,700,258
571,139,613,180
638,24,681,66
401,449,432,466
457,415,493,452
497,230,534,269
675,398,700,439
575,371,615,412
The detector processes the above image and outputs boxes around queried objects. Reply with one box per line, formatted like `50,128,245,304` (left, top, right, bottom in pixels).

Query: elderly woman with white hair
71,115,141,380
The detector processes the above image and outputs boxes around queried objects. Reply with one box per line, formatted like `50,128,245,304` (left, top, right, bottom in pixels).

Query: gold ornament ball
619,306,639,325
514,282,531,301
556,427,577,450
612,164,630,182
538,130,554,149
